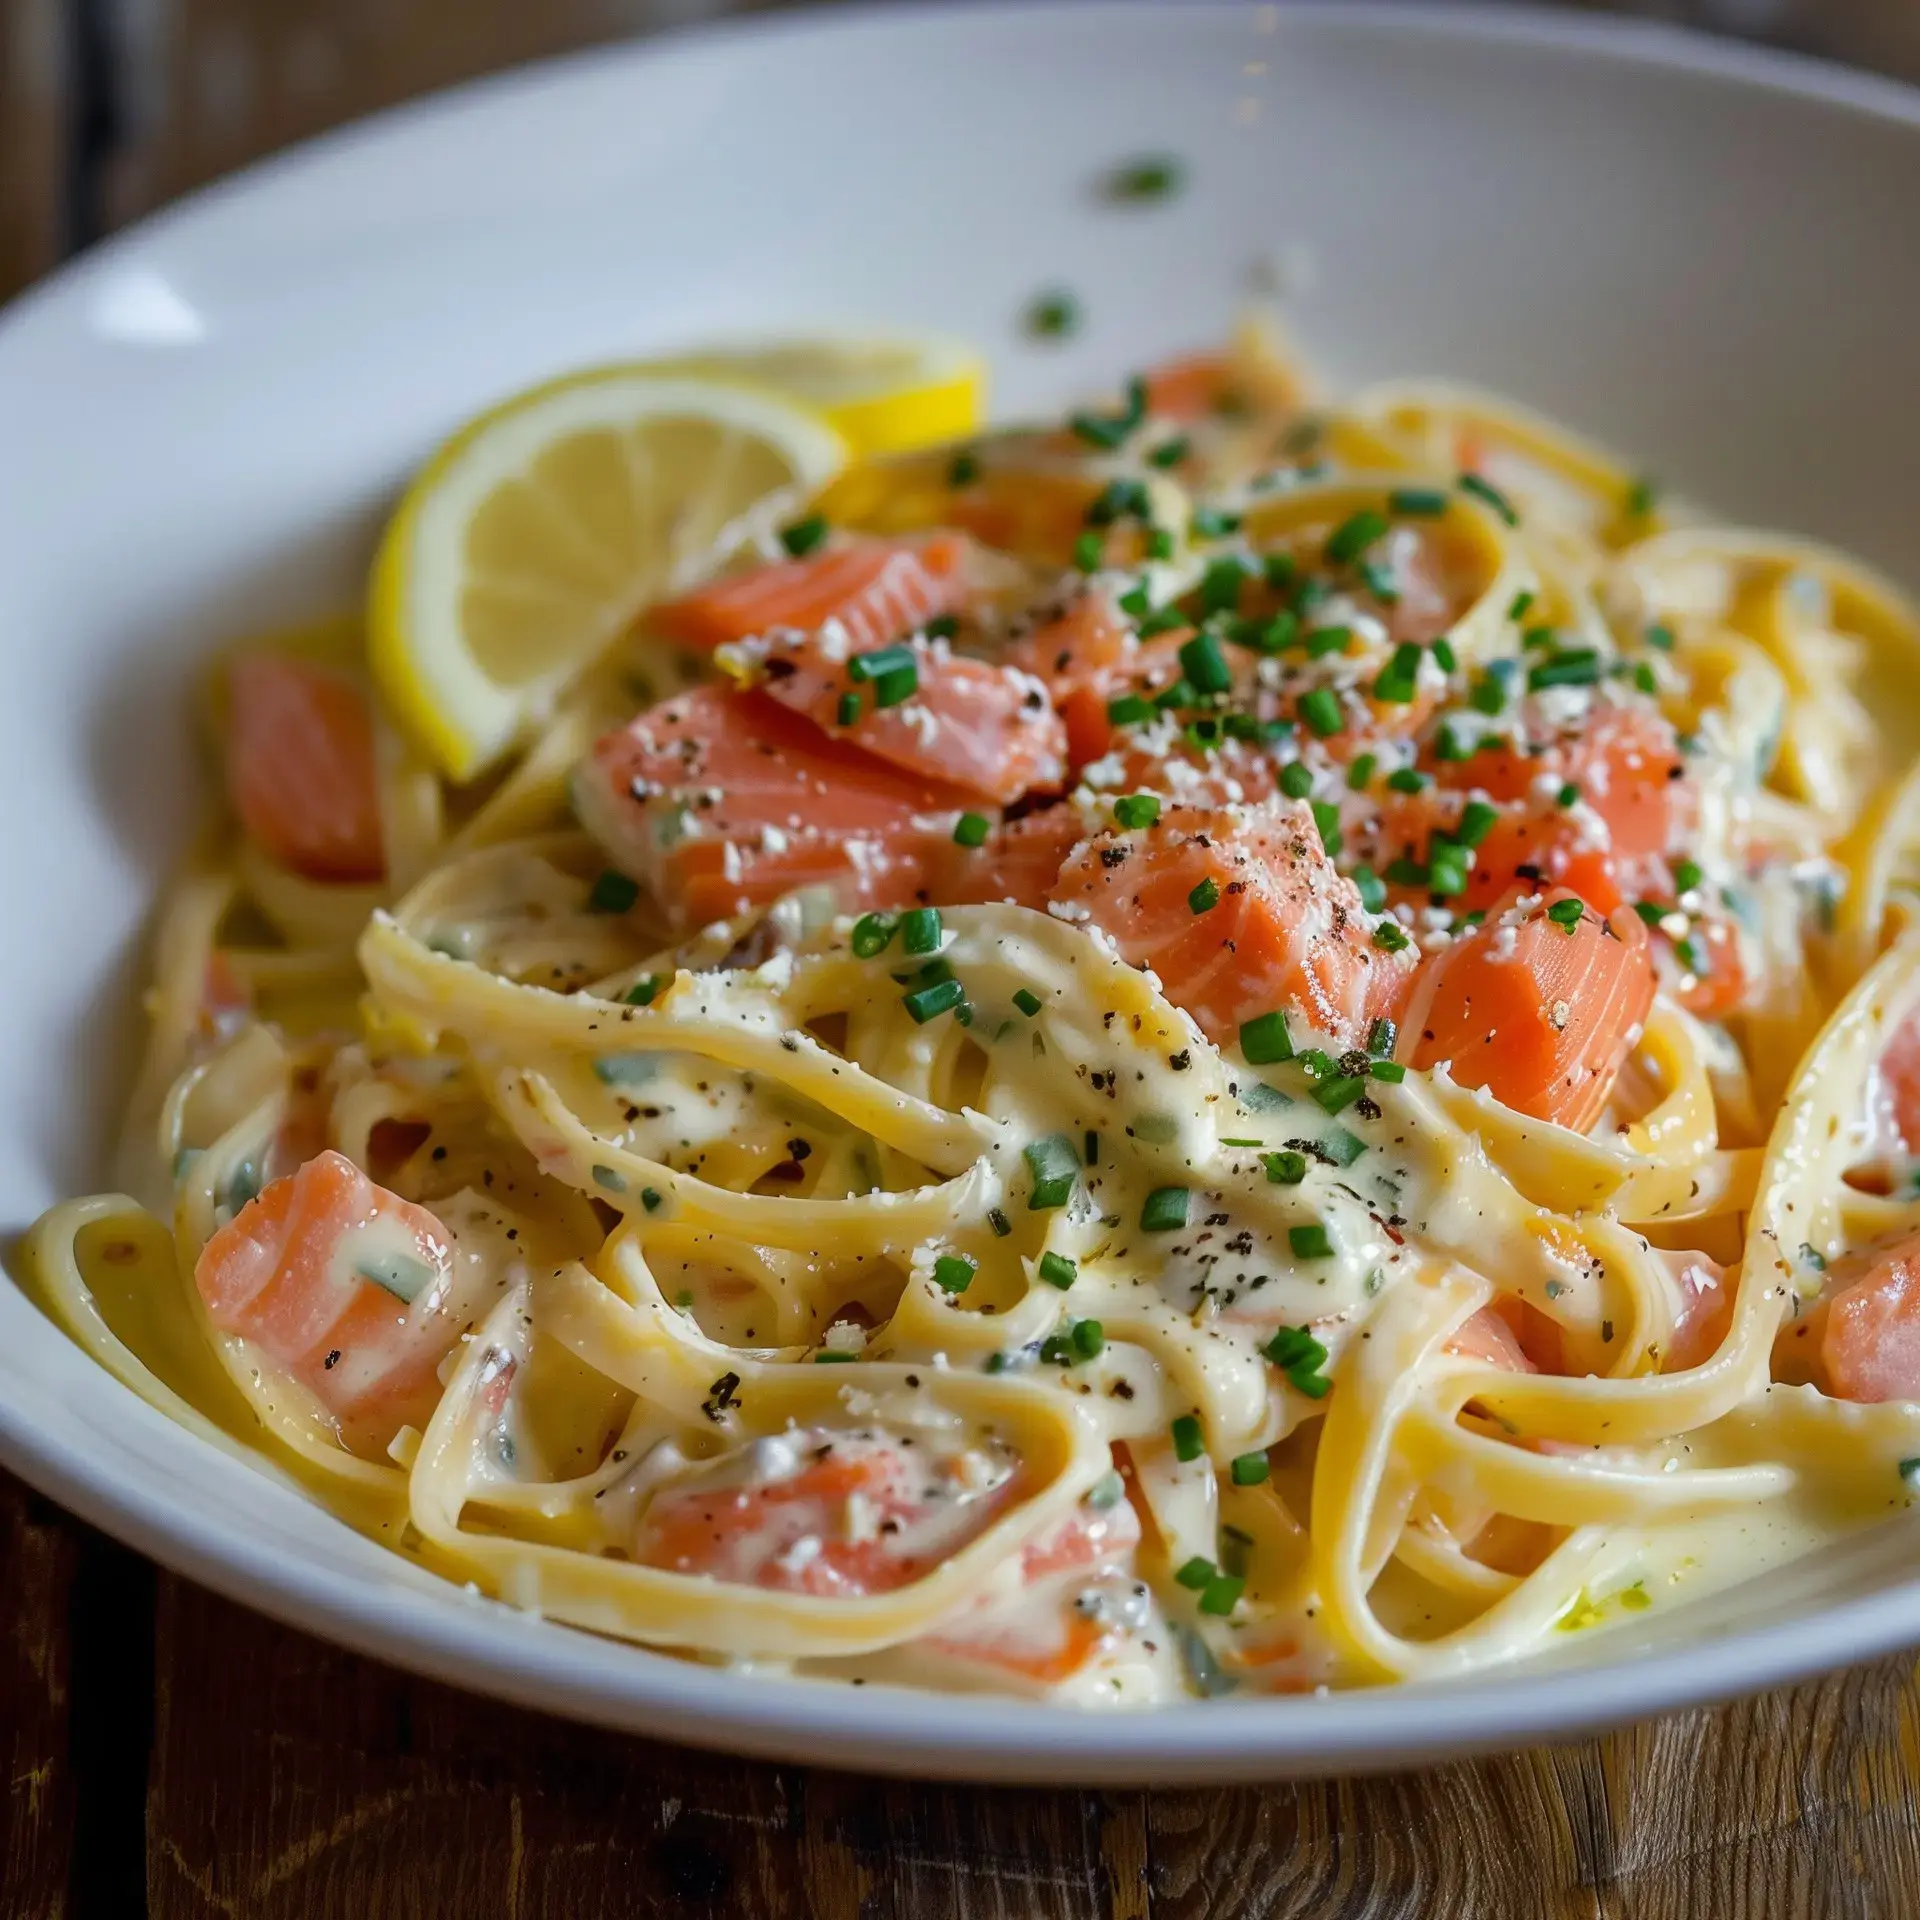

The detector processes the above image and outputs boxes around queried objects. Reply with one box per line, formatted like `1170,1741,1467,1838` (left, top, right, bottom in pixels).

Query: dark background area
6,3,1920,1915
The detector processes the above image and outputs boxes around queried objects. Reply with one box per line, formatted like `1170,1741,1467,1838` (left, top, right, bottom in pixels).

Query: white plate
2,2,1918,1784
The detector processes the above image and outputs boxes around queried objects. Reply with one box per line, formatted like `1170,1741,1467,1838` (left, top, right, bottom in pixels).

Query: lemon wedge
645,335,985,459
369,369,847,781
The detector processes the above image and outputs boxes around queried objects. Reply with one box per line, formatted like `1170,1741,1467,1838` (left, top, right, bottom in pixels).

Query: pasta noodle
24,323,1920,1706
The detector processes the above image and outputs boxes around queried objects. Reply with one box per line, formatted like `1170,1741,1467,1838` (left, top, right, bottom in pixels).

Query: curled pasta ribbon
407,1278,1112,1659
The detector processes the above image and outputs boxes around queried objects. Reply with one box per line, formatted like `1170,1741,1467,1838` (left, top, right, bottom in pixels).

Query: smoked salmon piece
1431,703,1694,905
193,1148,457,1441
575,685,970,930
1774,1232,1920,1403
226,652,384,881
941,805,1089,911
1876,1004,1920,1153
649,535,970,654
751,627,1065,807
633,1430,1016,1598
1410,888,1655,1132
1361,790,1625,917
1048,798,1417,1048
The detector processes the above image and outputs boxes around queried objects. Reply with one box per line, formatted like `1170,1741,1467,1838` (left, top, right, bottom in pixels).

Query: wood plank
0,0,64,301
96,0,770,232
146,1573,1147,1919
1145,1651,1920,1919
0,1473,78,1920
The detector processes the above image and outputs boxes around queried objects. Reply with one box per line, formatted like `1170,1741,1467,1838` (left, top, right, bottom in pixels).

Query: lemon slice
369,369,847,781
645,335,985,458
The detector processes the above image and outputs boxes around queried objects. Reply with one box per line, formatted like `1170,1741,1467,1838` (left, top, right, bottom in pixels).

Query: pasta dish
26,322,1920,1705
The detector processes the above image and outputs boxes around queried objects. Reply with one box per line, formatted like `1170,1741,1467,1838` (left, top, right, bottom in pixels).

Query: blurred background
4,0,1918,310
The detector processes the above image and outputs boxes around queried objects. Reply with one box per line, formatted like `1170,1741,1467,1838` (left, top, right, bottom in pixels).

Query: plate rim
3,0,1919,1781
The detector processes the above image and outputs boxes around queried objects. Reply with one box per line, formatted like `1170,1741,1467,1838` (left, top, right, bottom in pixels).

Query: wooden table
5,5,1920,1913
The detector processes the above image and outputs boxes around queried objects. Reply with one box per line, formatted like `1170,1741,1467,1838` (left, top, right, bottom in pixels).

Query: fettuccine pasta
26,323,1920,1705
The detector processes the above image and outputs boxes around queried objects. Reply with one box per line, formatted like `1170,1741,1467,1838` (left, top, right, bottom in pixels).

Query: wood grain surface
4,2,1920,1914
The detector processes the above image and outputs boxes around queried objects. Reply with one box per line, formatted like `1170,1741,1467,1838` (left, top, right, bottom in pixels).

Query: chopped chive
1012,987,1043,1018
1198,1572,1245,1616
1071,1318,1105,1361
1189,877,1220,914
1674,857,1705,893
1146,526,1177,561
1171,1413,1204,1462
948,450,980,487
1025,1133,1080,1210
1088,478,1152,526
1073,529,1104,571
592,1053,655,1087
901,907,943,954
1389,486,1449,517
1373,921,1411,953
1180,629,1234,693
1299,687,1343,738
1633,900,1666,927
1140,605,1187,636
1625,475,1660,518
1190,506,1241,541
903,979,965,1022
1546,897,1586,932
588,870,639,915
933,1254,976,1295
1278,761,1314,801
1347,753,1378,792
1311,1075,1365,1116
1198,554,1249,617
1148,436,1189,469
1459,472,1519,524
1645,622,1677,652
1118,583,1152,620
1359,558,1400,605
1106,153,1184,202
836,690,862,726
1528,649,1602,692
851,912,898,958
814,1350,856,1363
1027,289,1080,337
1114,793,1162,830
1384,856,1428,888
1106,692,1154,727
1352,864,1387,912
1369,1059,1406,1083
1264,1150,1308,1185
1507,588,1536,622
1522,624,1558,652
1456,799,1499,849
1230,1450,1270,1486
1427,841,1471,898
1367,1017,1398,1056
1264,1324,1328,1371
873,662,917,707
1557,781,1581,808
779,513,829,557
1676,934,1706,975
953,811,991,848
1385,767,1428,795
1184,717,1222,755
1153,677,1198,711
1141,1186,1189,1232
1310,798,1342,856
1038,1251,1078,1289
1323,1127,1367,1167
1296,1048,1337,1080
1325,508,1389,566
641,1186,664,1213
1432,638,1458,673
1305,624,1353,660
847,642,914,683
1088,1470,1125,1509
1632,661,1659,695
1175,1555,1216,1590
623,974,662,1007
1239,1009,1294,1065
